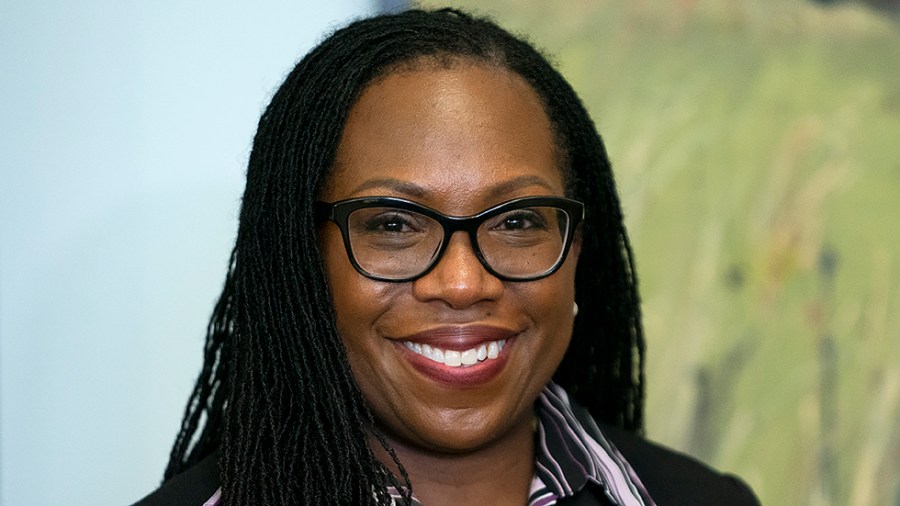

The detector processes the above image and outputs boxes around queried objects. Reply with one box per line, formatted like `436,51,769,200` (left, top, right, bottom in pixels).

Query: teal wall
0,2,375,504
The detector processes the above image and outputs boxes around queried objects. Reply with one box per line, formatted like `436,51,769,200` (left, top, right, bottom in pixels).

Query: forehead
322,61,564,211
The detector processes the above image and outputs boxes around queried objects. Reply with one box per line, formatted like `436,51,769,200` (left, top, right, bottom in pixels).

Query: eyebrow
346,174,557,200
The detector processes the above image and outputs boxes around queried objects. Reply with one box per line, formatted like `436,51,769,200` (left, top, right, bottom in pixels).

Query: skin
318,60,580,505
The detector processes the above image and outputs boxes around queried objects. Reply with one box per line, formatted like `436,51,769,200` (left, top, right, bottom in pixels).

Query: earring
573,302,579,317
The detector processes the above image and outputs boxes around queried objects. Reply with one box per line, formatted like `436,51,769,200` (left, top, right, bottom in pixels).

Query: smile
402,339,507,367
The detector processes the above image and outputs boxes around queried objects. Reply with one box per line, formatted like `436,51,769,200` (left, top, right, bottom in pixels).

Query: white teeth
444,350,462,367
402,338,509,368
487,341,499,359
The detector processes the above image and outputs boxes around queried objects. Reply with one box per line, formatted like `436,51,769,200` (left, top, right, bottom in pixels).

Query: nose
412,231,503,309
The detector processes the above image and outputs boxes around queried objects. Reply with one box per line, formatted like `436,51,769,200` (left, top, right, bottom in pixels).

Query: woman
136,9,758,506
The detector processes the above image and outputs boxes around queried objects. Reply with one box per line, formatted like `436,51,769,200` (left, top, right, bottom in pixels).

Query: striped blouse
202,382,654,506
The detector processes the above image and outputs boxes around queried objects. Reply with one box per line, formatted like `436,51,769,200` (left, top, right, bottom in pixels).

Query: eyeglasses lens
477,206,569,278
347,207,443,279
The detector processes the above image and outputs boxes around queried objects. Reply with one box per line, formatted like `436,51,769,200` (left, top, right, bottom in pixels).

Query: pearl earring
573,302,579,317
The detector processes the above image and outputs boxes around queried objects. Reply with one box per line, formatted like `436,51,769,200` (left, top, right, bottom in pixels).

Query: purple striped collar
530,382,654,505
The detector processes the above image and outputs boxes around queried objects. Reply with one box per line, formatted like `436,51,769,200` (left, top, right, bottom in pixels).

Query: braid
540,68,646,431
165,8,644,504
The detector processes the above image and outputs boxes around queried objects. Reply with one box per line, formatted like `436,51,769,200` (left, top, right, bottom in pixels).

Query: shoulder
131,452,220,506
538,384,759,505
596,422,760,506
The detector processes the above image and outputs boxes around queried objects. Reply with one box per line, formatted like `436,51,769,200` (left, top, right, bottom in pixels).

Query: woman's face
318,61,580,453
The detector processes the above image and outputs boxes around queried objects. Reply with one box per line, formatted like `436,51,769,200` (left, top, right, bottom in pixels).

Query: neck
372,410,536,506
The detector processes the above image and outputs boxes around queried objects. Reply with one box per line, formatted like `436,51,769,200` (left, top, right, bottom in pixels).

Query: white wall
0,2,377,504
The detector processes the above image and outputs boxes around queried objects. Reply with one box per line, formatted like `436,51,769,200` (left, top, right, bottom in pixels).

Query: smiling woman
134,8,759,506
318,65,580,478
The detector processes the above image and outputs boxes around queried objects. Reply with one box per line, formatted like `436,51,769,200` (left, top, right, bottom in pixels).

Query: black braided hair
164,8,644,505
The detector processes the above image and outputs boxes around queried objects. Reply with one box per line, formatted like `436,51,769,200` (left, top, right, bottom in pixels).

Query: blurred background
2,1,897,505
0,1,383,504
418,1,900,505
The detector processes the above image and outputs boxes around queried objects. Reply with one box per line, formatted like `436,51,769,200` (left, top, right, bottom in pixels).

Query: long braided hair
164,8,644,505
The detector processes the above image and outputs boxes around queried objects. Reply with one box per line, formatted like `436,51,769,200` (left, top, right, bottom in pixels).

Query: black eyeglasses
315,196,584,282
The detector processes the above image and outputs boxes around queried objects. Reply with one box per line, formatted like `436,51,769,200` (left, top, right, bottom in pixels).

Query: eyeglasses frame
314,195,585,282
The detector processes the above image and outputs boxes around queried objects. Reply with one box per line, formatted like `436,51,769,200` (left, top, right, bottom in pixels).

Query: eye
362,211,422,234
491,209,548,231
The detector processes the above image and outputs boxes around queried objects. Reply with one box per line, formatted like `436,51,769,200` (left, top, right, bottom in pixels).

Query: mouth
401,339,507,367
392,325,518,387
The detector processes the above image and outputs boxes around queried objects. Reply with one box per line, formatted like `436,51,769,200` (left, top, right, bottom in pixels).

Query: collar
530,382,654,506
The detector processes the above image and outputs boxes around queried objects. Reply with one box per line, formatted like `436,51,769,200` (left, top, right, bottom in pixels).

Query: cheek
320,228,369,334
512,255,578,362
321,232,376,322
539,251,578,315
541,257,579,343
318,227,398,367
319,235,410,434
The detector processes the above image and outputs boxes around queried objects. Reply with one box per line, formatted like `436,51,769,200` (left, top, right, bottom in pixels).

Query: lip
392,325,519,388
397,325,518,350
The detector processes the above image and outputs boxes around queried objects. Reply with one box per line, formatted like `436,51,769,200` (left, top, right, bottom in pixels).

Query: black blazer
133,453,219,506
133,434,758,506
597,423,759,505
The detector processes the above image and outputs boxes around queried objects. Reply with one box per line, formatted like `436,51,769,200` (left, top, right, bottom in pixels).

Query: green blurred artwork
416,1,900,504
